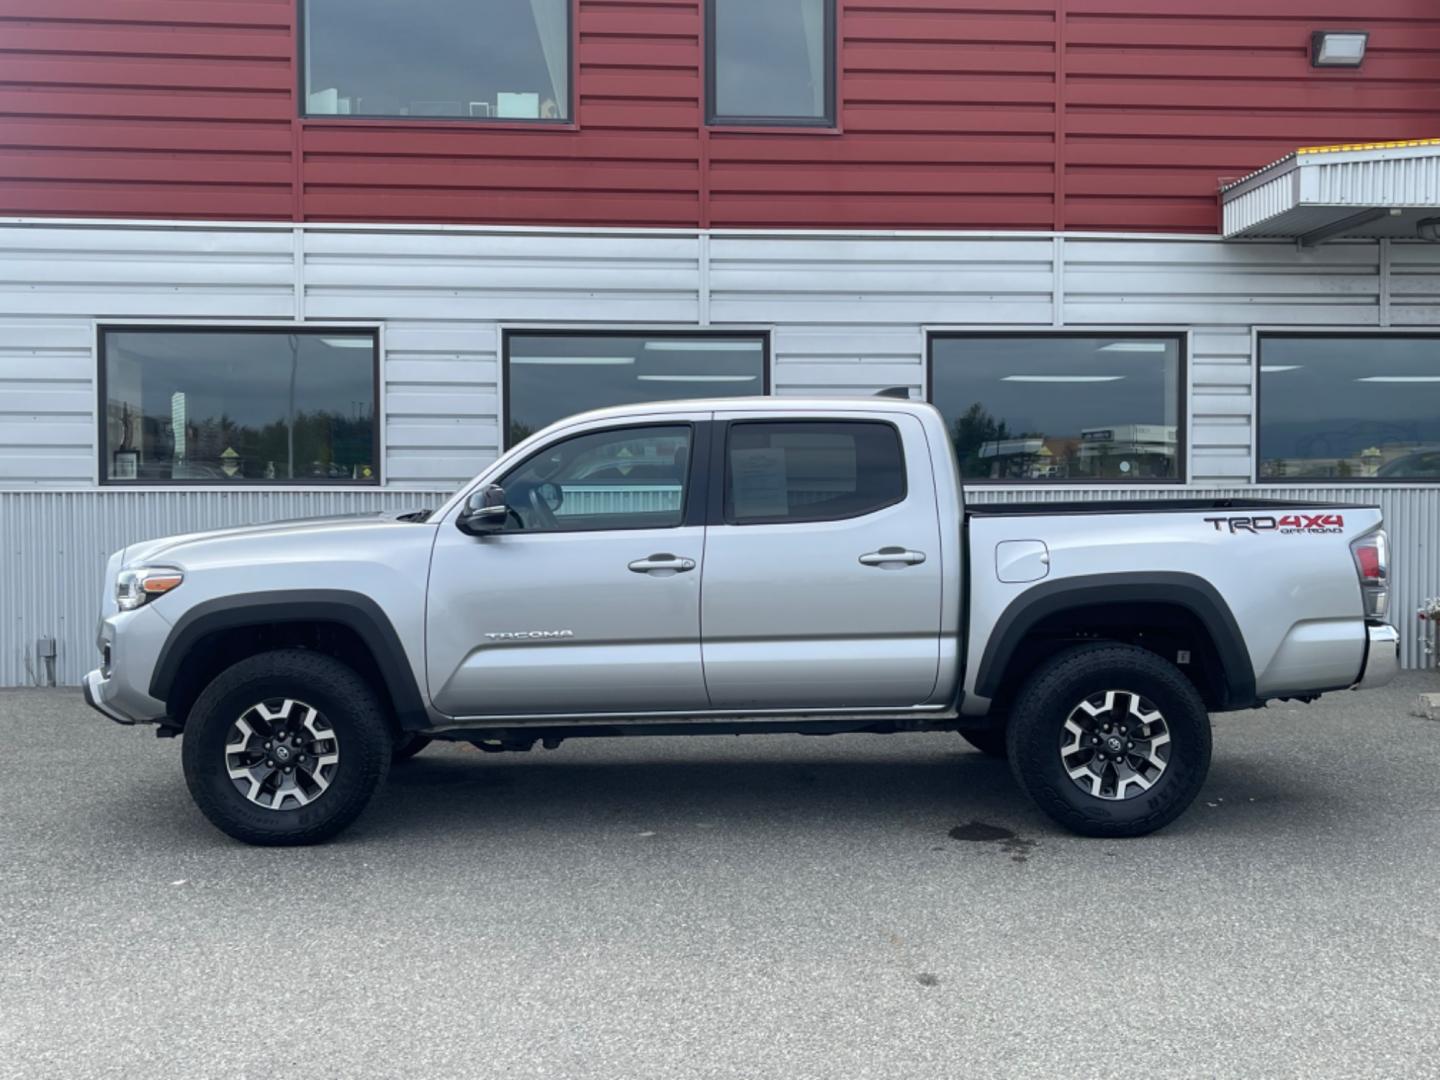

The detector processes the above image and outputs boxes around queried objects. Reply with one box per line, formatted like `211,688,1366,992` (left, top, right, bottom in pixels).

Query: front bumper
82,603,174,727
82,667,135,725
1353,622,1401,691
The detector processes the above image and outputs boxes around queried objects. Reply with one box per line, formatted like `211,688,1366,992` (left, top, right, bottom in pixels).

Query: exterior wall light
1310,30,1369,68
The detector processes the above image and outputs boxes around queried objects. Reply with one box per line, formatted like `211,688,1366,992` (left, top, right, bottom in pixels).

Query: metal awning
1220,139,1440,244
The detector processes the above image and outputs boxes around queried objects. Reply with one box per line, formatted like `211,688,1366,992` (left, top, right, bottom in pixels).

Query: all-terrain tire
181,649,392,846
1006,643,1212,838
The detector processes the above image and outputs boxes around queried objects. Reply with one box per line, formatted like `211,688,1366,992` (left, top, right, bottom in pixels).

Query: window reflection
501,426,691,531
102,330,377,484
710,0,831,122
725,421,905,523
1259,336,1440,480
930,336,1182,482
505,333,767,446
305,0,570,120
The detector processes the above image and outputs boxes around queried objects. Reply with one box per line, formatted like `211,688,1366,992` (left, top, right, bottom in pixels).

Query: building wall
2,219,1439,683
6,222,1439,490
2,1,1438,232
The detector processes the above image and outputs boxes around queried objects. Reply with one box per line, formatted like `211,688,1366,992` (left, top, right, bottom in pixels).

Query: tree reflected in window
102,329,378,485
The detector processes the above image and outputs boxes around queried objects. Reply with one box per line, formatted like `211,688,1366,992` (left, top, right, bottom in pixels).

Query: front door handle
628,553,696,574
859,547,926,567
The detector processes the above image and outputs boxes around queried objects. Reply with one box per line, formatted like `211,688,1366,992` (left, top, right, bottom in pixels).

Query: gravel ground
3,675,1440,1079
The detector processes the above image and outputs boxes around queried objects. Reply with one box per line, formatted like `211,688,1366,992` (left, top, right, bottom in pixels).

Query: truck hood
120,510,435,568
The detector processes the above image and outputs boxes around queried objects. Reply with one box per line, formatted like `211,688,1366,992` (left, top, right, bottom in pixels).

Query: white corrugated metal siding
4,484,1433,685
0,489,452,686
2,220,1439,684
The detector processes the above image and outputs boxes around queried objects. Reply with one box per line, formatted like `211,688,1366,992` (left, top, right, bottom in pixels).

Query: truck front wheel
181,650,392,846
1006,643,1212,838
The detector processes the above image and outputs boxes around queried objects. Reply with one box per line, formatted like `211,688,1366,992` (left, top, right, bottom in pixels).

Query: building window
706,0,834,125
503,332,769,446
1258,334,1440,481
99,328,379,485
929,334,1184,483
724,421,905,524
302,0,571,121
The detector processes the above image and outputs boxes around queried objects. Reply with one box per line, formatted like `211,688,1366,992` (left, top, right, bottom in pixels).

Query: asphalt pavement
4,675,1440,1079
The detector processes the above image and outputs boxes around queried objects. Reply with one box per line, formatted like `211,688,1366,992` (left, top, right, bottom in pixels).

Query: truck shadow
352,741,1303,845
358,744,1011,843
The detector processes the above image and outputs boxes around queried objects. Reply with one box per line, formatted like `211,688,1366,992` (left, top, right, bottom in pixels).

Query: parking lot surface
4,675,1440,1079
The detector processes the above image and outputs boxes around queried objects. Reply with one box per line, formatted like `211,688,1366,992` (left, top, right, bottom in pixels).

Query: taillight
1354,544,1381,581
1350,528,1389,619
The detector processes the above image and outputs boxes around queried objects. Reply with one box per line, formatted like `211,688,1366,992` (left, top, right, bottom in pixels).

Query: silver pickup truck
84,397,1399,845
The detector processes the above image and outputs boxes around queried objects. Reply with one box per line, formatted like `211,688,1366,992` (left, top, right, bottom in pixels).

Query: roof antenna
873,387,911,399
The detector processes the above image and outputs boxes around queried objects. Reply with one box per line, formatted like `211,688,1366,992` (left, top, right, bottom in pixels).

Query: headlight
116,568,184,611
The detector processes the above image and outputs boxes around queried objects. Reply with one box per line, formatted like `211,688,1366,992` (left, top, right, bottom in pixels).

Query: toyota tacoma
84,398,1400,844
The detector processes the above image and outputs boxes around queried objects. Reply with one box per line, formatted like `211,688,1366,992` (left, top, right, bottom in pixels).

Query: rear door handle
859,547,926,567
628,553,696,574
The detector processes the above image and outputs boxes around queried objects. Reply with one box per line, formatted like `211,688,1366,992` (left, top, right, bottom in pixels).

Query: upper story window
1258,334,1440,481
303,0,571,121
100,328,379,486
929,334,1184,483
706,0,835,126
504,332,769,447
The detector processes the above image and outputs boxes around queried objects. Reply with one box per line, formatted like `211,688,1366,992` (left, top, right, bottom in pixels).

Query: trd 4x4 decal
1203,514,1344,535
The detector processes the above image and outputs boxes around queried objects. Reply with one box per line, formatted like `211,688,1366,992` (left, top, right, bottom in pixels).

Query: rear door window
723,420,906,525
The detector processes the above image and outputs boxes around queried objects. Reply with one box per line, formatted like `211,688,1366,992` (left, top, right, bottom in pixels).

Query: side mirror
456,484,509,536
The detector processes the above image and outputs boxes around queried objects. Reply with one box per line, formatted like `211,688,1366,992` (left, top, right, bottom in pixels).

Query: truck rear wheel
1006,643,1211,838
181,650,391,846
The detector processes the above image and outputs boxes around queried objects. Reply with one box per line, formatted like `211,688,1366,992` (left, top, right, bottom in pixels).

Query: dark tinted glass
725,421,905,524
1259,336,1440,480
930,336,1182,482
711,0,830,122
506,334,765,445
500,425,691,531
304,0,569,120
102,330,377,484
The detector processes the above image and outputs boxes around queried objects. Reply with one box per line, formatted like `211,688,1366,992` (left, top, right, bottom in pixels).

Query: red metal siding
1,0,1438,232
0,0,296,219
301,0,703,225
1063,0,1440,232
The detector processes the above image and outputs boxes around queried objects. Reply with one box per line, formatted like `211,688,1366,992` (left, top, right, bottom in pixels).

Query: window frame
716,418,908,525
500,328,772,449
704,0,837,128
96,323,383,489
494,420,706,532
925,330,1189,486
297,0,576,125
1254,330,1440,485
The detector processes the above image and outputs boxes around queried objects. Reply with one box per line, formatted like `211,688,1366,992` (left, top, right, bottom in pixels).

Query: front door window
500,425,692,532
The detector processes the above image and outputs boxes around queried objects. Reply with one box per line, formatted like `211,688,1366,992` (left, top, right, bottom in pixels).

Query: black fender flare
149,590,430,730
973,572,1256,709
